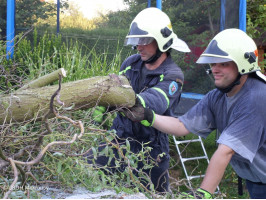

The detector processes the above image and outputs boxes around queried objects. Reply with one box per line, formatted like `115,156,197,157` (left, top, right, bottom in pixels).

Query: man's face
210,61,239,88
136,40,158,61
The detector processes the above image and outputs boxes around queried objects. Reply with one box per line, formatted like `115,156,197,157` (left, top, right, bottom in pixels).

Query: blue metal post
220,0,226,31
6,0,15,59
147,0,151,7
156,0,162,10
239,0,246,32
57,0,60,35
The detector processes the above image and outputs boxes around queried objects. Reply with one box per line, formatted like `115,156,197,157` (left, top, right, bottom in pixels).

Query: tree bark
0,75,135,124
17,68,67,91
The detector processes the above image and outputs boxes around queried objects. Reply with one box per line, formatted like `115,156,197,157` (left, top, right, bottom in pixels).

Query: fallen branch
3,158,18,199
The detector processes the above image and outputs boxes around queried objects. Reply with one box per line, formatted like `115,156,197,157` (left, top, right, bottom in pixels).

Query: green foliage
246,0,266,40
165,0,220,38
42,151,102,191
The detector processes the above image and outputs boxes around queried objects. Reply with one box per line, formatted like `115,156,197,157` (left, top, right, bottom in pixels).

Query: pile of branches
0,74,88,198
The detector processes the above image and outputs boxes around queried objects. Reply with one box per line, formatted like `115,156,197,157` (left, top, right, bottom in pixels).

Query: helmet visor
124,37,154,46
196,56,232,64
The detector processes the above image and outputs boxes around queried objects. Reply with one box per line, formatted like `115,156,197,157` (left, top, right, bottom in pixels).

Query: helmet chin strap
144,48,163,64
216,73,242,93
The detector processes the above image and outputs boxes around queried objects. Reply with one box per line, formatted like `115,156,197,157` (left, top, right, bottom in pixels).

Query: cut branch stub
0,75,135,124
18,68,67,90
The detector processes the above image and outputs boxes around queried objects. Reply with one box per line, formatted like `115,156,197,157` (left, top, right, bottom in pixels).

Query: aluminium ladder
173,135,220,193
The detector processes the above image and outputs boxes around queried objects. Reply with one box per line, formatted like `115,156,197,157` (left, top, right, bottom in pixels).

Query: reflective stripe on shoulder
119,66,131,75
152,87,169,108
136,94,146,108
160,74,164,82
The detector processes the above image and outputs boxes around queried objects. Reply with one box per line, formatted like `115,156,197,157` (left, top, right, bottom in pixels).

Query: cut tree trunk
0,75,135,124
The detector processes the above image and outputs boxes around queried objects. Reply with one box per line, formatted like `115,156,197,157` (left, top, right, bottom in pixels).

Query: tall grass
13,28,124,85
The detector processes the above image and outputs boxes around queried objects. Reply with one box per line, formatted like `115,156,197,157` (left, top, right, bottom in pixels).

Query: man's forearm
200,144,235,193
153,114,190,136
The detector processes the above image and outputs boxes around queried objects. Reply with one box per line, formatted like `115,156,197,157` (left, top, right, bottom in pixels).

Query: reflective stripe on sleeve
136,94,146,107
119,66,131,75
152,87,170,108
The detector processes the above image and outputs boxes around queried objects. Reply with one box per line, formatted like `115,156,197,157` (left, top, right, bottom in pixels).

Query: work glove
180,188,213,199
92,106,107,123
121,98,155,127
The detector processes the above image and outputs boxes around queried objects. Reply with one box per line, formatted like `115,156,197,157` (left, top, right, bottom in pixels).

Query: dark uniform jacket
111,54,184,158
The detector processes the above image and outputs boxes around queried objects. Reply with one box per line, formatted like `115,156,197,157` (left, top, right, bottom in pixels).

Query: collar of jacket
131,54,172,75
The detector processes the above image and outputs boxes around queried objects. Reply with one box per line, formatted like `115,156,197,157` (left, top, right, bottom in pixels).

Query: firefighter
87,7,190,192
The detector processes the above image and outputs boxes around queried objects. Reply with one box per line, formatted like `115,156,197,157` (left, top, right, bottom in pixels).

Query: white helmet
124,7,190,53
197,28,261,75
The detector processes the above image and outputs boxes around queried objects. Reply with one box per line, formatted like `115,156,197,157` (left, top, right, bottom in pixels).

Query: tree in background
0,0,69,39
246,0,266,40
36,1,105,30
